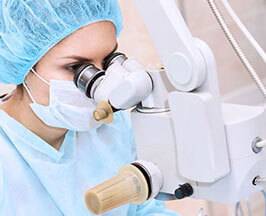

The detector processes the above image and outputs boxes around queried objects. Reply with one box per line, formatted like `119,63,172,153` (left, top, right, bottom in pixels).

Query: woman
0,0,178,215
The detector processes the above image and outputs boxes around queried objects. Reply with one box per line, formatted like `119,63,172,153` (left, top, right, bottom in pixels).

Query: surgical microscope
72,0,266,214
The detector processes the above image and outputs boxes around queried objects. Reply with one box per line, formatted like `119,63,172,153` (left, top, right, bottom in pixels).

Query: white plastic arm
133,0,206,92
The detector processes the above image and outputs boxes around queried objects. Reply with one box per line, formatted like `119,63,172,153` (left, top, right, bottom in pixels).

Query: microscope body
131,0,266,204
84,1,266,213
132,76,266,203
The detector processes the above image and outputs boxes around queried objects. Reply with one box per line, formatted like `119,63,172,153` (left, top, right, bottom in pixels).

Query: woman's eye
66,63,84,72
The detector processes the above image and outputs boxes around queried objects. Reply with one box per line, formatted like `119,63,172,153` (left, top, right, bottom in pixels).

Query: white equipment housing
130,0,266,203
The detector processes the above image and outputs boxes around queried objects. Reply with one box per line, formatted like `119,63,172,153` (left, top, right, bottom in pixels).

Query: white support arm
133,0,206,92
132,0,230,183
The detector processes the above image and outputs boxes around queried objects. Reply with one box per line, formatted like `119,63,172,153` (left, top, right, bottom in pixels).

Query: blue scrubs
0,110,178,215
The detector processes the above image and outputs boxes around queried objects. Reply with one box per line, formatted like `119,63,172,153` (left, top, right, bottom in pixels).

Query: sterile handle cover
85,165,149,215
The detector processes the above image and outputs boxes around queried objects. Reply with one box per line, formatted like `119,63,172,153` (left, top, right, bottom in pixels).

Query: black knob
175,183,193,199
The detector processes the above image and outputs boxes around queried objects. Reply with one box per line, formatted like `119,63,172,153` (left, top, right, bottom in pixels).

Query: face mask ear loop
31,68,50,86
22,81,37,103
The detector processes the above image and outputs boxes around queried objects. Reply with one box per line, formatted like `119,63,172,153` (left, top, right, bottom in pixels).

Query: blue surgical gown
0,109,178,215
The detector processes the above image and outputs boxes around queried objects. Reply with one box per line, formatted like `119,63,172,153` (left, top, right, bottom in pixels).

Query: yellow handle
85,165,149,215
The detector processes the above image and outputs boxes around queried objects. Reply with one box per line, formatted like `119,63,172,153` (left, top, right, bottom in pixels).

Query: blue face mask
23,69,101,131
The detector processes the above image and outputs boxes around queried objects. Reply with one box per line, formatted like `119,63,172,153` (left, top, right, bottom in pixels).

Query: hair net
0,0,123,84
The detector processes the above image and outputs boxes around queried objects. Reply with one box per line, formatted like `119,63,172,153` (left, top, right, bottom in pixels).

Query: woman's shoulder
0,126,11,146
0,160,3,206
0,121,21,166
0,142,5,206
98,111,134,139
109,111,132,131
92,111,136,162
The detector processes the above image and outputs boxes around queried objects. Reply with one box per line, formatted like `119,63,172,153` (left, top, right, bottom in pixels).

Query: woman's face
25,21,117,105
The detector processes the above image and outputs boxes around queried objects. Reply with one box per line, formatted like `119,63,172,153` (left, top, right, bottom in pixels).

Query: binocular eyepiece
73,52,127,99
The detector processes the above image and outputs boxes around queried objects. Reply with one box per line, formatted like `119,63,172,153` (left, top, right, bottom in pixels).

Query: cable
176,0,187,21
262,191,266,216
235,202,244,216
246,200,253,216
206,0,266,99
221,0,266,63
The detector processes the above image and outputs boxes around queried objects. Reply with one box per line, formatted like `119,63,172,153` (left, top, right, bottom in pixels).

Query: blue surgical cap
0,0,123,84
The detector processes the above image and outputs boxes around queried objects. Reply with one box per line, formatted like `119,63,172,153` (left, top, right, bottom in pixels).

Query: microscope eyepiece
102,52,128,70
73,64,105,98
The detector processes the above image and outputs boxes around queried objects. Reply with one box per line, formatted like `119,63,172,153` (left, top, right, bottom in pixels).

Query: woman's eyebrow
61,44,118,62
